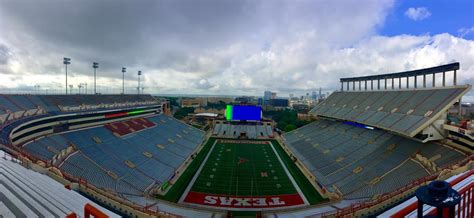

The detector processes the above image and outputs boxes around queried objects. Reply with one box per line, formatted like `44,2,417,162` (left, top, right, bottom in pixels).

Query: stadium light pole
93,62,99,94
122,67,126,94
63,57,71,95
137,71,142,95
34,84,40,94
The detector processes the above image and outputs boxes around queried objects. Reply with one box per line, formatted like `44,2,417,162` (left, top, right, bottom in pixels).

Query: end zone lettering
204,196,285,207
184,192,305,208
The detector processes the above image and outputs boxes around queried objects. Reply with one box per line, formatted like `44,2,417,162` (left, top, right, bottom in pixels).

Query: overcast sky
0,0,473,100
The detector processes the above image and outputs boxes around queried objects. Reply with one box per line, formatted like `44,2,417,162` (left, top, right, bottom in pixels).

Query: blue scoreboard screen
226,105,262,121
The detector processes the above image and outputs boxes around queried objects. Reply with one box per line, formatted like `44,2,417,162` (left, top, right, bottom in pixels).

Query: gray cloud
193,78,217,90
0,44,10,65
0,0,473,101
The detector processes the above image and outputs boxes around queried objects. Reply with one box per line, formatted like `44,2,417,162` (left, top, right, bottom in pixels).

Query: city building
269,98,289,107
180,98,207,107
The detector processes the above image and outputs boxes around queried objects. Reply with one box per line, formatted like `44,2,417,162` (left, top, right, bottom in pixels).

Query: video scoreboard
225,105,262,121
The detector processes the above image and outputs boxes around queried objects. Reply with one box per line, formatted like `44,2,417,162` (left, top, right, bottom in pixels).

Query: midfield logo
238,157,249,165
204,196,285,207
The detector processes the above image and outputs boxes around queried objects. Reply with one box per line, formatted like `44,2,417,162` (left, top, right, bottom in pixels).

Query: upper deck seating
0,94,159,127
311,86,470,137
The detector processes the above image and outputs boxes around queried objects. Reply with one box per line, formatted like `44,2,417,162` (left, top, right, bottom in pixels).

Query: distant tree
284,124,297,132
173,107,194,119
277,121,288,130
160,96,179,107
265,108,311,132
205,100,228,110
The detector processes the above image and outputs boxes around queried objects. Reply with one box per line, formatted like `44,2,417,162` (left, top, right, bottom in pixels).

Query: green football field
181,139,312,209
192,141,296,196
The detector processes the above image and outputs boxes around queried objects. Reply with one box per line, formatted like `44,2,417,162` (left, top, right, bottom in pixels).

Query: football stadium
0,62,472,217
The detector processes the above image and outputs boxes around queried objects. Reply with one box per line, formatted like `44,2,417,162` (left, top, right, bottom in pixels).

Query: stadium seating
0,93,201,199
51,114,205,197
105,117,157,137
0,94,158,126
311,87,469,137
0,151,117,217
212,123,274,139
282,119,466,199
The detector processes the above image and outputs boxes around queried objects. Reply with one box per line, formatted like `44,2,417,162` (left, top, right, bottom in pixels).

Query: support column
365,80,367,90
423,74,426,88
377,79,380,90
371,80,373,90
391,78,394,89
347,81,349,90
384,78,387,90
414,76,417,88
341,82,343,91
353,81,355,90
358,81,361,90
453,70,457,86
406,76,409,88
417,200,424,218
442,71,446,86
458,98,462,116
432,73,436,87
399,77,402,89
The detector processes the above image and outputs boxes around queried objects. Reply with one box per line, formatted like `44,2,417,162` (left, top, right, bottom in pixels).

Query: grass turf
190,141,297,196
270,139,327,204
157,137,326,206
155,138,216,202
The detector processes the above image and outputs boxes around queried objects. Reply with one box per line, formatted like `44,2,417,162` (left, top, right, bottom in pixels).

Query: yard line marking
178,139,218,203
269,141,309,206
228,143,236,195
236,176,239,196
250,144,260,196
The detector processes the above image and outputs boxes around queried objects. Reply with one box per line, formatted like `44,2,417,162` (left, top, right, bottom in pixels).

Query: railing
314,155,473,217
1,142,179,217
454,180,473,218
389,169,473,218
60,170,181,217
1,142,52,167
